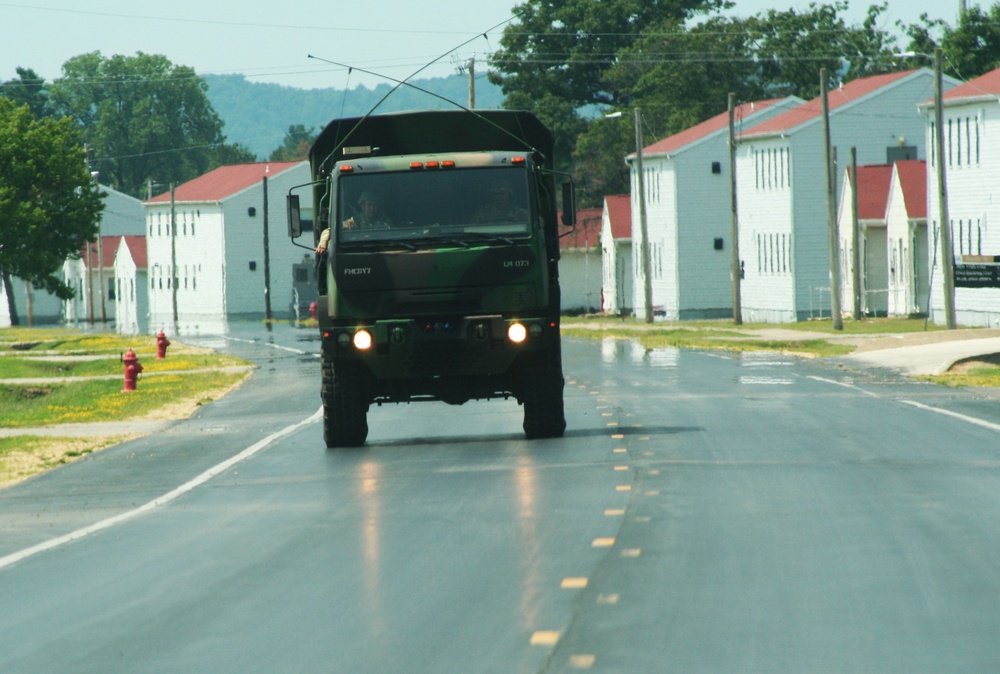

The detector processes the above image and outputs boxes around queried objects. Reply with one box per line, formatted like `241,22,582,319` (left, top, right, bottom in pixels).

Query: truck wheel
322,361,369,447
522,347,566,439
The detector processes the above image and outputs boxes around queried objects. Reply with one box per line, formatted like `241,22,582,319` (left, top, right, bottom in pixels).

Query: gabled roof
119,235,148,269
640,99,789,157
145,161,302,204
605,194,632,240
560,207,603,249
80,236,121,268
79,235,148,268
854,164,894,220
939,66,1000,103
894,160,926,220
742,69,919,139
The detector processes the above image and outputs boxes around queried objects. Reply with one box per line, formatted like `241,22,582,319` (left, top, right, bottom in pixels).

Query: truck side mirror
287,194,302,238
560,181,576,226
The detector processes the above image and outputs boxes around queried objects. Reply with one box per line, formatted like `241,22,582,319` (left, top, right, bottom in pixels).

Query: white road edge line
807,375,878,397
0,407,323,572
217,335,310,356
901,400,1000,433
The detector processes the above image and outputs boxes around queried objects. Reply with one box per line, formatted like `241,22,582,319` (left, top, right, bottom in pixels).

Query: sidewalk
737,327,1000,376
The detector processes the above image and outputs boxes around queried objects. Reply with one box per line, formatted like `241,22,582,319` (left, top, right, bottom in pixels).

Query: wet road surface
3,325,1000,672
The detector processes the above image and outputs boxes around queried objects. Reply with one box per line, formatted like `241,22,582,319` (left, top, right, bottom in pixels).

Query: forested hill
204,73,504,160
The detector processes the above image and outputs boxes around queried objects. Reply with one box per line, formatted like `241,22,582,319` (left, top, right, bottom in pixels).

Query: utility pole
935,47,957,329
850,148,862,319
635,107,653,324
821,68,844,330
170,183,178,332
84,144,106,324
263,176,273,321
466,56,475,109
456,56,475,109
728,93,743,325
87,240,95,325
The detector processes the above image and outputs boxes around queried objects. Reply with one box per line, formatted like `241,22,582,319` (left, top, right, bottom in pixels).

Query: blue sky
0,0,966,91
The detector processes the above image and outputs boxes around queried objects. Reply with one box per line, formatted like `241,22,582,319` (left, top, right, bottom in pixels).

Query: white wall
560,249,602,313
223,164,312,318
928,100,1000,327
736,141,797,322
146,203,227,334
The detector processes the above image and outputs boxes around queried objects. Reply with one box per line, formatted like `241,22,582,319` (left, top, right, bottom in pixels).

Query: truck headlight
507,323,527,343
353,330,373,350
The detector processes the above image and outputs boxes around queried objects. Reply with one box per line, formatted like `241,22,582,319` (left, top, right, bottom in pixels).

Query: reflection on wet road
4,327,1000,672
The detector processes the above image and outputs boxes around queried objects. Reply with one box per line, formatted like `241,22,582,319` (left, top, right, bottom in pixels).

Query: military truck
287,109,573,447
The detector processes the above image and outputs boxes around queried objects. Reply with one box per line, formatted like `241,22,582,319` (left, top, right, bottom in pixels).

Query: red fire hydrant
156,330,170,359
123,349,143,392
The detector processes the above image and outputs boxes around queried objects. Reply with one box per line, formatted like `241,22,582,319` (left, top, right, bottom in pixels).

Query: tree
566,2,901,205
269,124,317,161
48,52,248,198
918,3,1000,79
0,99,104,324
488,0,730,175
0,67,50,119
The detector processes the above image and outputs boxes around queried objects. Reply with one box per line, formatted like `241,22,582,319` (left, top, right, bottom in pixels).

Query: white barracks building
144,161,312,334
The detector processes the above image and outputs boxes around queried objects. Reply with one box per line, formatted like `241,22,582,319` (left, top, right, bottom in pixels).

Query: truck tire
522,347,566,439
322,360,369,447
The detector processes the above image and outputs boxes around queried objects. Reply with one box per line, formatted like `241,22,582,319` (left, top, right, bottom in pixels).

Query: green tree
488,0,730,175
902,3,1000,79
48,52,247,198
569,2,900,205
269,124,317,161
0,99,104,324
0,67,50,119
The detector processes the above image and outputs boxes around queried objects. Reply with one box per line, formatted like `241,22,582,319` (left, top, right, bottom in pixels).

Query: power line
0,1,511,37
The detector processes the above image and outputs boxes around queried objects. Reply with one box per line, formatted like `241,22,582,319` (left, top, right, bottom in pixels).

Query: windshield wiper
459,232,518,245
342,238,417,251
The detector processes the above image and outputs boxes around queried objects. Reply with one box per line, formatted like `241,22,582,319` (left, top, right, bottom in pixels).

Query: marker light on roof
339,165,354,172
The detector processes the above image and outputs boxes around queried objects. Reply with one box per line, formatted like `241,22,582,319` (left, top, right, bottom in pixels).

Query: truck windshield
335,167,533,246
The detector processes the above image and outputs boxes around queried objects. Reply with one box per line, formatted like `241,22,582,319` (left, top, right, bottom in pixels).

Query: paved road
3,325,1000,672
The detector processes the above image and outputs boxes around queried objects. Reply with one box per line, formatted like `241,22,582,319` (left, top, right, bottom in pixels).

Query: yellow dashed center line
530,630,561,646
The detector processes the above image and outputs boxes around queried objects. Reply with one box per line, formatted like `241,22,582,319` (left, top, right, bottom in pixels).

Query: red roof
120,235,148,269
895,160,926,219
145,162,301,203
605,194,631,240
942,66,1000,102
560,207,602,249
641,99,787,156
742,70,918,138
80,235,148,268
854,164,894,220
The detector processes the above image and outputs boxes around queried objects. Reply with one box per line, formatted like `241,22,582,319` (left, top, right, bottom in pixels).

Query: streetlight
896,47,956,329
607,109,654,323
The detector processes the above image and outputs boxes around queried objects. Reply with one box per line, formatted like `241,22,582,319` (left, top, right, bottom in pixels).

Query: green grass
0,371,249,428
565,315,1000,386
0,327,258,489
0,352,248,379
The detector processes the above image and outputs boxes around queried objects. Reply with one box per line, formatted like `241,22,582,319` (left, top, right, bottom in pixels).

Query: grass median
562,316,1000,388
0,327,252,489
